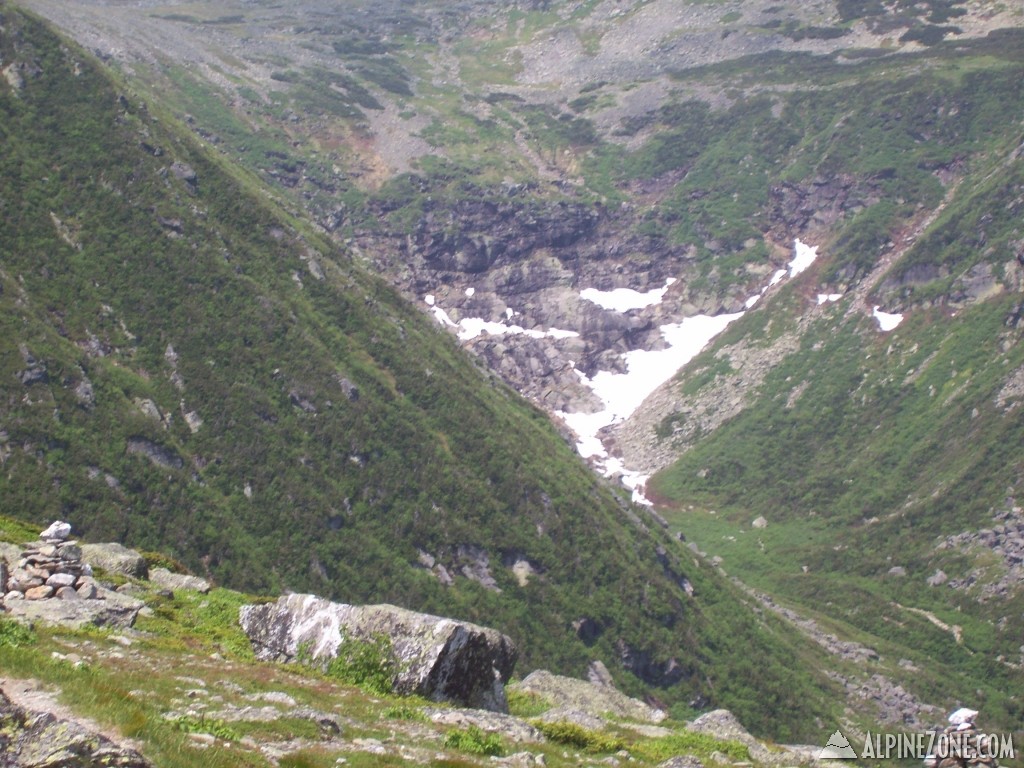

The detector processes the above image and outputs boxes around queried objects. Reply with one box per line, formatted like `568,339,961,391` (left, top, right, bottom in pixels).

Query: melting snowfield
424,239,883,505
424,294,579,342
557,312,742,504
873,306,904,331
554,239,826,503
580,278,676,311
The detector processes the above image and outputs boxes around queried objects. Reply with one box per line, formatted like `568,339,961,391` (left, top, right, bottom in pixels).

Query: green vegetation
0,5,848,738
633,730,750,762
0,616,36,648
381,703,426,721
506,688,553,718
324,634,396,695
442,726,505,756
170,714,243,741
649,234,1024,731
532,719,625,753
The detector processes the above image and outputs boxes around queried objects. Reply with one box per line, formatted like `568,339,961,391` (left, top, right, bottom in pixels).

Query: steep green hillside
647,131,1024,728
0,4,849,738
0,516,777,768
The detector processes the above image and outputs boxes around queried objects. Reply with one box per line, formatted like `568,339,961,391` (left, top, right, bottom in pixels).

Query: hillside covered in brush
0,2,857,739
6,0,1024,742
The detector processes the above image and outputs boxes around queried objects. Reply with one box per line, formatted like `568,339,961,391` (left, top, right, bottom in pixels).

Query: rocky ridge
0,684,152,768
0,522,833,768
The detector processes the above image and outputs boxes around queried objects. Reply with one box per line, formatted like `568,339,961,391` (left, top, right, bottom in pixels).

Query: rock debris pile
1,520,147,629
925,708,1002,768
1,520,99,603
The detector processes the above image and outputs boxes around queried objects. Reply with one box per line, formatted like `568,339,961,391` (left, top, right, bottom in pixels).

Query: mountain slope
0,2,857,739
641,110,1024,730
8,0,1024,739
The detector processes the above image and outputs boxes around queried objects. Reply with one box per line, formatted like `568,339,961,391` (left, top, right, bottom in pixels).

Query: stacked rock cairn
925,708,1000,768
1,521,99,604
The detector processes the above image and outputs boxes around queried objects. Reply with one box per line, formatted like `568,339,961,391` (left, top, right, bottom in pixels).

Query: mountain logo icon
819,729,858,759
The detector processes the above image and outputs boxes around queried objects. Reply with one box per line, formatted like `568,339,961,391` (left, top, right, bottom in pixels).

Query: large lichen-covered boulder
239,594,518,712
80,543,148,579
0,688,152,767
148,567,211,594
512,669,666,723
4,585,144,629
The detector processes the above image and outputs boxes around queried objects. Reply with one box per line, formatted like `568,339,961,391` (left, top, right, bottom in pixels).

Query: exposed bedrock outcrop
0,688,152,767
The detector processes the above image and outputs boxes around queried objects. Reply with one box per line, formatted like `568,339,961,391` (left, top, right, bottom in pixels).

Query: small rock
352,738,386,755
24,585,54,600
46,572,77,588
426,707,542,743
170,161,198,187
40,521,72,541
56,586,81,601
512,669,664,724
0,689,153,766
58,542,83,562
81,543,148,578
587,660,615,688
76,581,98,600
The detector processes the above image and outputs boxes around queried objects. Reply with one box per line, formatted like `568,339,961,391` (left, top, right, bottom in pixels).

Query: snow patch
789,239,819,278
768,240,819,288
424,295,579,341
580,278,676,312
431,306,457,327
768,268,789,288
817,293,843,304
457,317,580,341
873,306,904,331
465,287,476,297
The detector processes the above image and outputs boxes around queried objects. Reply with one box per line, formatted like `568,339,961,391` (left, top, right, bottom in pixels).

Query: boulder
0,688,152,767
239,594,517,712
687,709,768,761
511,669,665,723
39,521,72,541
80,543,149,578
4,585,144,629
148,567,211,594
1,542,25,571
659,758,705,768
424,706,543,743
